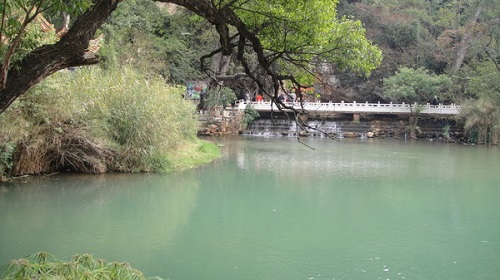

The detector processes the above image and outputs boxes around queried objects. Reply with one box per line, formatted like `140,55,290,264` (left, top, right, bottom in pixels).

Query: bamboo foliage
461,98,500,144
459,60,500,144
69,67,199,171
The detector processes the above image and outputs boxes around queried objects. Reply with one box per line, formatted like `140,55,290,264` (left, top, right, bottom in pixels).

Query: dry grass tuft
12,124,116,176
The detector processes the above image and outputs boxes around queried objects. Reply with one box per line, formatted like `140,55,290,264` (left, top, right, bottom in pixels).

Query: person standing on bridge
256,93,263,102
289,90,296,103
278,93,286,103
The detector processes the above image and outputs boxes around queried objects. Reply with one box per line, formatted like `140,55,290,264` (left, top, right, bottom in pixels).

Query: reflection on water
0,173,200,270
1,137,499,280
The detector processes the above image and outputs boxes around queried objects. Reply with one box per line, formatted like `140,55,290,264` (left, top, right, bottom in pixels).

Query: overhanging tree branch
0,0,121,114
0,5,42,90
0,0,381,121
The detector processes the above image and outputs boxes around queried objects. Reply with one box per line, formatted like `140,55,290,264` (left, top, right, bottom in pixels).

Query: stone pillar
353,113,360,122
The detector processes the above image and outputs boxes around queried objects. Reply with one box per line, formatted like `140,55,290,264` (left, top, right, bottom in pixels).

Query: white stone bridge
236,100,461,115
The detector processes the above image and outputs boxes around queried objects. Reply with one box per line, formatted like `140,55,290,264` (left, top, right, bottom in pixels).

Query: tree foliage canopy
337,0,498,106
0,0,93,83
383,67,452,104
234,0,382,78
176,0,382,95
0,0,381,114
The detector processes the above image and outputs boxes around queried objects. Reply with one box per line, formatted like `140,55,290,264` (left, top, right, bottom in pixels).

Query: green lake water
1,137,499,279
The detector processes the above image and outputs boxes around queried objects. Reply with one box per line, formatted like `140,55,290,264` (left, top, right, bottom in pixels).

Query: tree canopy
0,0,382,114
383,67,452,104
336,0,499,103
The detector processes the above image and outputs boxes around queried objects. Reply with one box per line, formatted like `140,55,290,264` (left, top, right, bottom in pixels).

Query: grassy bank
0,67,220,180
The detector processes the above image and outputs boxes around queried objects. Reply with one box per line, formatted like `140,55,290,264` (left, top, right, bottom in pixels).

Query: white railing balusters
234,100,461,115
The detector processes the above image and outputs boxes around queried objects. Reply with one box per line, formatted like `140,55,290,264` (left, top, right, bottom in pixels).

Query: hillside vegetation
336,0,499,143
100,0,499,143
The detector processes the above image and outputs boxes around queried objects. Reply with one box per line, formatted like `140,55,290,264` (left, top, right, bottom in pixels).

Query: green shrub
243,105,260,128
0,252,161,280
205,87,237,108
0,142,15,180
62,67,201,171
383,20,426,49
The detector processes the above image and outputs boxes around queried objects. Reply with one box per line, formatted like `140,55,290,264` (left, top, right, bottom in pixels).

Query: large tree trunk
210,52,232,77
450,6,482,74
0,0,121,114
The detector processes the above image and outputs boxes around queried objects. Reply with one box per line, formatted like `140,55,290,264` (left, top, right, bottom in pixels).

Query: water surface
1,137,499,279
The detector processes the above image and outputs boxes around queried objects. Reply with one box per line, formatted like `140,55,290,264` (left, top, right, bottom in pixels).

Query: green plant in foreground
0,251,161,280
0,142,15,180
443,124,452,141
243,105,260,128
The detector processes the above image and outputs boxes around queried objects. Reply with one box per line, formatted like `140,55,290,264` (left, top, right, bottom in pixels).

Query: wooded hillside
332,0,499,103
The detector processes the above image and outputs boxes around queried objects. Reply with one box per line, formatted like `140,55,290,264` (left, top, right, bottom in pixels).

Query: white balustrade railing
236,100,461,115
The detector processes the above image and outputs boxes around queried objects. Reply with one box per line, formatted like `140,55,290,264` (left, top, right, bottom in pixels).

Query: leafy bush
68,67,199,171
0,142,15,180
205,87,237,108
0,251,160,280
383,67,452,104
458,61,500,144
460,98,500,144
60,67,203,171
243,105,260,128
383,20,426,49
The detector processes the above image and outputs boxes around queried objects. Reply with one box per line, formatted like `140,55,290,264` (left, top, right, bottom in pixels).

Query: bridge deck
237,101,461,115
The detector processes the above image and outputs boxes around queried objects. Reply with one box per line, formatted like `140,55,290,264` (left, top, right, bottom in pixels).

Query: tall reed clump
460,98,500,144
0,251,161,279
0,66,219,177
69,67,203,172
0,67,106,176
